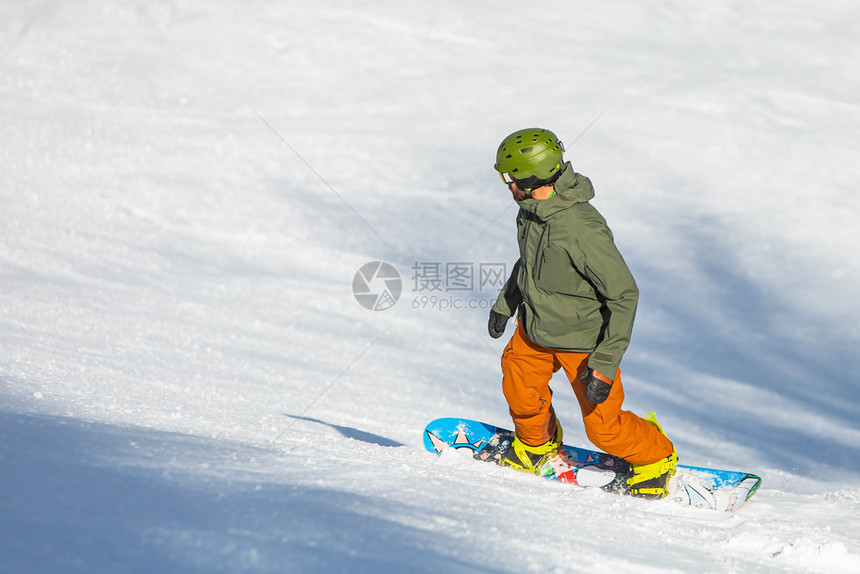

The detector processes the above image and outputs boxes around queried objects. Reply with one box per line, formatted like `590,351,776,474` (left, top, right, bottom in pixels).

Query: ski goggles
498,172,530,194
497,172,543,194
498,172,515,186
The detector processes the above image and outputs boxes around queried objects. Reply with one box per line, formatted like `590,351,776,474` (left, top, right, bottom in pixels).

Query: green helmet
494,128,565,185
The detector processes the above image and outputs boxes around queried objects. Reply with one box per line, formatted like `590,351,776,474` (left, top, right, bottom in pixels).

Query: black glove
488,309,509,339
579,367,613,404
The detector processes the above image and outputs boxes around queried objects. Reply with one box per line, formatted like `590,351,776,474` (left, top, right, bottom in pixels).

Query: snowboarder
488,128,677,497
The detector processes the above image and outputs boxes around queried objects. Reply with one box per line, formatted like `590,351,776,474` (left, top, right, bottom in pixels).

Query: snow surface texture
2,1,860,572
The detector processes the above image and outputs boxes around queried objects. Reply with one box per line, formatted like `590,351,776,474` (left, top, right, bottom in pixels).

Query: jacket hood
516,162,594,219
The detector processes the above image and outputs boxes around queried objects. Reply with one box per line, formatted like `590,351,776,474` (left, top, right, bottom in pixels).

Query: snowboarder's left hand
580,368,613,404
488,309,509,339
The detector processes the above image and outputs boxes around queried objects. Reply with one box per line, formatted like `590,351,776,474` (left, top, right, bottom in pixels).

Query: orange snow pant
501,322,673,466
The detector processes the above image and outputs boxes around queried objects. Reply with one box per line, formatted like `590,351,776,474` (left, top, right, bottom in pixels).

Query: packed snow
2,1,860,572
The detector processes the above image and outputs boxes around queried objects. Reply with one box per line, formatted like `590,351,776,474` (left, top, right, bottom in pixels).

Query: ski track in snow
2,1,860,572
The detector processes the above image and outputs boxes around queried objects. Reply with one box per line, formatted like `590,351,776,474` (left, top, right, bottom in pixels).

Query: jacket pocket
537,245,595,297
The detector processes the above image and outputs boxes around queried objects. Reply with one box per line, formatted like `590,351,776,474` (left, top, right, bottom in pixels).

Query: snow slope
2,1,860,572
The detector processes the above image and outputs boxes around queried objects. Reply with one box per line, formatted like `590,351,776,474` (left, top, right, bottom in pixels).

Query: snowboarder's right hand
488,309,509,339
580,367,613,404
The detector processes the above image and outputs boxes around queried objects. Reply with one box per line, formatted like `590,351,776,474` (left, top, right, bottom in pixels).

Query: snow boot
626,412,678,499
500,422,575,482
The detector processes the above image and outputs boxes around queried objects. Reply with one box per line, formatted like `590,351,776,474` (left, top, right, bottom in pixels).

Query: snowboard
423,417,761,513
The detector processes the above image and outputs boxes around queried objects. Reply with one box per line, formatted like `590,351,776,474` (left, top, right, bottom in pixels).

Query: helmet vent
520,147,533,153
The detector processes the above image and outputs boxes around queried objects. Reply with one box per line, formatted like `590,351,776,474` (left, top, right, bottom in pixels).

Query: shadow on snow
626,220,860,478
283,414,406,448
0,411,487,574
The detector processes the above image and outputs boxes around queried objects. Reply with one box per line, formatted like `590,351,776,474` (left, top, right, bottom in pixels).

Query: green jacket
492,163,639,380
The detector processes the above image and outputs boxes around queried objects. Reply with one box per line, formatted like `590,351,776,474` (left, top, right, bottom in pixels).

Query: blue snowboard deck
424,417,761,512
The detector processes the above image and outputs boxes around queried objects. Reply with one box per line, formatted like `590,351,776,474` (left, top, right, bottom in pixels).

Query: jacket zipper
521,212,548,281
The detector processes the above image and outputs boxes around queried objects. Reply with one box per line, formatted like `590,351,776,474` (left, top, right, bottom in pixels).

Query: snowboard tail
423,417,761,513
